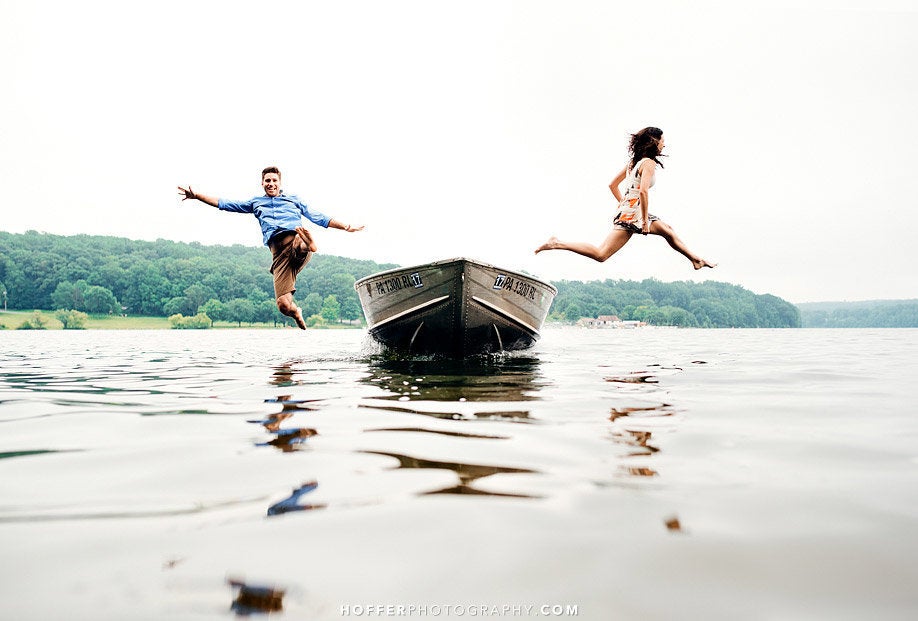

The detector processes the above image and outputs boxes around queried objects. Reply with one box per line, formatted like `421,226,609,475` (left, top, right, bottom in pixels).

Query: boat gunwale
354,257,558,295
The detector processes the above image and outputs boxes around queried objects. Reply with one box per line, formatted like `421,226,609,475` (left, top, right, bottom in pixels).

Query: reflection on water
269,362,307,387
5,330,917,618
362,356,546,402
362,450,540,498
228,577,286,615
267,481,325,515
364,427,509,440
358,402,535,423
609,403,675,422
249,393,320,452
355,357,546,499
358,356,544,425
613,430,660,456
664,516,684,533
600,363,693,487
251,361,327,453
0,449,65,460
0,334,694,522
257,427,318,451
249,353,690,511
252,356,553,509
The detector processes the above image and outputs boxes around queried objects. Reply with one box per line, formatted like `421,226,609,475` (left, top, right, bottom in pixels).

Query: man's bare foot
535,236,561,254
293,306,307,330
692,258,717,270
295,227,317,253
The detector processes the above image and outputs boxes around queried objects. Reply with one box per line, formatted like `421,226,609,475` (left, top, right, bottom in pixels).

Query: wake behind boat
354,258,557,357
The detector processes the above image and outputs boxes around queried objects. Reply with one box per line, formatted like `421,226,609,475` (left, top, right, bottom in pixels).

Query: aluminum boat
354,258,556,357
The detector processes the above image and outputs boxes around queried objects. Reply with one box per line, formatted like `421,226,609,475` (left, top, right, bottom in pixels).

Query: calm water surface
1,328,917,620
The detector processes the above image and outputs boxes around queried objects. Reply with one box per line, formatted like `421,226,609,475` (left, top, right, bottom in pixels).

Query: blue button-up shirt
217,193,331,246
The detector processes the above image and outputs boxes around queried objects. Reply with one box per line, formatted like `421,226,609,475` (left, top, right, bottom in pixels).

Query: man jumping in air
178,166,364,329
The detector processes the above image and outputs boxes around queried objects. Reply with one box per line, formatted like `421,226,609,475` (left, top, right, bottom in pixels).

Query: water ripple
0,330,701,521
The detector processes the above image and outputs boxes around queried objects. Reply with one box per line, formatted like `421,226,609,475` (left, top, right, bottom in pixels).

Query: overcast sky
2,0,916,303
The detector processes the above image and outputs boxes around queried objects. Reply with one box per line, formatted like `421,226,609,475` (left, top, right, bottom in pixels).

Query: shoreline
0,310,363,331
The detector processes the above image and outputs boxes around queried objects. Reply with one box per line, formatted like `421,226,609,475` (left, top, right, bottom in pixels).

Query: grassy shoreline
0,310,362,330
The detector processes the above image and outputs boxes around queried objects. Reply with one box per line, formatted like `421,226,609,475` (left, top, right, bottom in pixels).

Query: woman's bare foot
295,227,317,252
692,258,717,270
535,236,561,254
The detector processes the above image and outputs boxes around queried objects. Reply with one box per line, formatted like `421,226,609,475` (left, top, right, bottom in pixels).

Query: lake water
1,328,917,620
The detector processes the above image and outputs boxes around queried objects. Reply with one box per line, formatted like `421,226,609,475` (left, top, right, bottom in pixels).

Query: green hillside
1,230,806,328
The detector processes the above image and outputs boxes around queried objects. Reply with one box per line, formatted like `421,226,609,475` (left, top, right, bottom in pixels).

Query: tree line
547,278,801,328
797,300,918,328
1,231,802,328
0,231,396,327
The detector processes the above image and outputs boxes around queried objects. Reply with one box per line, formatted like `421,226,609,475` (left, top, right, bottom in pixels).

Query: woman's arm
638,160,655,234
177,186,219,208
608,166,627,203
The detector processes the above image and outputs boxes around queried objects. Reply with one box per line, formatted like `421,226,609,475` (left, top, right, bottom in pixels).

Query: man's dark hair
262,166,281,179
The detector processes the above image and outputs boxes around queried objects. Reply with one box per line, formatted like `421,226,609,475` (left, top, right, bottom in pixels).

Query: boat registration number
369,272,424,296
493,274,537,301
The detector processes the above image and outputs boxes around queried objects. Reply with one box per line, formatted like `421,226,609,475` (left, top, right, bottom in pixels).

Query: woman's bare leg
648,221,716,269
535,229,633,262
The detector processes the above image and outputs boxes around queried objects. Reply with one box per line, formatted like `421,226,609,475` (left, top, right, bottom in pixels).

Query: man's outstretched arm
177,185,219,208
327,219,365,232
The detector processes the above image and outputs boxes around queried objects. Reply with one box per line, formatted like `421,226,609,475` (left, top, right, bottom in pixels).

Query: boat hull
354,258,556,357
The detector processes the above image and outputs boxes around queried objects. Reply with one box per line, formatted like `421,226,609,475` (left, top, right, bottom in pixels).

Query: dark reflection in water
364,427,509,440
267,481,325,515
665,516,685,533
362,356,546,403
0,369,167,397
604,365,685,484
362,450,539,498
260,356,548,510
622,466,659,477
269,363,299,387
250,366,324,451
228,577,286,615
609,403,675,422
253,355,692,512
612,429,661,456
256,426,318,451
0,449,64,460
359,402,534,423
605,372,660,384
257,362,332,514
359,356,545,425
351,357,547,498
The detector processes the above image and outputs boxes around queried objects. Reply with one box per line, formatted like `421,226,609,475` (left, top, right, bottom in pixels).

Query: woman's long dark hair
628,126,665,170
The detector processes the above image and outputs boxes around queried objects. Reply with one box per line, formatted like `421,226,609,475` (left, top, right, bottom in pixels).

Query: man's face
262,173,281,197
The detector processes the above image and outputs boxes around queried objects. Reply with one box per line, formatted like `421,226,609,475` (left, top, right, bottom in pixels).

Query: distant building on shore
576,315,647,329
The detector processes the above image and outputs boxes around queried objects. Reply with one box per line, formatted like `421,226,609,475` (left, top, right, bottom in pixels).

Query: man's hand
177,186,219,207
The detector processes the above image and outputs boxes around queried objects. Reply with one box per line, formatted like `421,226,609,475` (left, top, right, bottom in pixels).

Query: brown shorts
268,231,313,298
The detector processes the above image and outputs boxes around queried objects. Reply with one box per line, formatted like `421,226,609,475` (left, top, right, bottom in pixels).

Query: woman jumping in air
535,127,715,270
